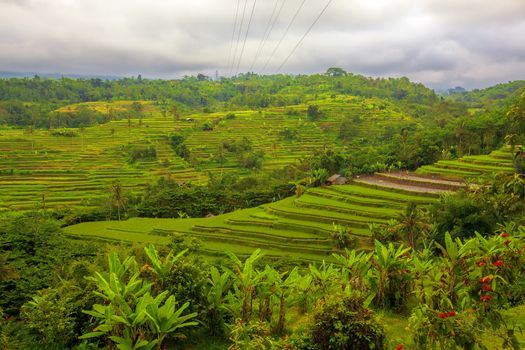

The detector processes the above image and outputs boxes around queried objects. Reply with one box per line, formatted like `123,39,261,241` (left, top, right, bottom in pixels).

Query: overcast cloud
0,0,524,88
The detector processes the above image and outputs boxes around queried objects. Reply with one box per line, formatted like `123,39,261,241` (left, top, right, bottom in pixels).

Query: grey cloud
0,0,523,89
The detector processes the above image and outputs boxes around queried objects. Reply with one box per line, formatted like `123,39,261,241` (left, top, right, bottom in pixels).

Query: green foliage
222,136,252,153
331,224,357,250
120,144,157,164
201,121,214,131
21,288,76,348
81,250,198,350
306,104,323,121
238,150,265,170
369,241,412,311
279,127,299,141
50,128,78,137
228,319,275,350
168,133,190,160
309,293,385,350
0,213,67,315
338,117,359,141
430,191,499,245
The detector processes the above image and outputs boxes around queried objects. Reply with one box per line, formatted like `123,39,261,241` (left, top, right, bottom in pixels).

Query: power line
230,0,248,76
248,0,285,72
227,0,242,77
276,0,334,72
235,0,258,75
260,0,307,73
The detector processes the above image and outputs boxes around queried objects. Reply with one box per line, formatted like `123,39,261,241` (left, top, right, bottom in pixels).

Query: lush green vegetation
1,72,525,349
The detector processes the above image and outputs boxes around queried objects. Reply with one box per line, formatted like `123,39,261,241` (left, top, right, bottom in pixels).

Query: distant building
327,174,348,185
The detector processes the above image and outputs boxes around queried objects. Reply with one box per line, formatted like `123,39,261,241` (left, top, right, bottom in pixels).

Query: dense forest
1,71,525,349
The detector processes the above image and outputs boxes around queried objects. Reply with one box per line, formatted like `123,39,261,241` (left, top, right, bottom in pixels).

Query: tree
109,180,125,220
394,202,430,249
339,118,359,141
325,67,347,77
306,105,323,121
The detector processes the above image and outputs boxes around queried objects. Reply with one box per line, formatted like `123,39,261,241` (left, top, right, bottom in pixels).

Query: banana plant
204,266,232,335
225,249,264,322
273,267,299,334
256,265,278,322
81,253,153,348
309,261,339,301
81,252,197,350
332,249,372,293
291,272,313,314
369,240,412,309
144,244,188,289
144,291,198,349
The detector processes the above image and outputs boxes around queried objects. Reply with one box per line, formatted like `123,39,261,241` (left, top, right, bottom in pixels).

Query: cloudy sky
0,0,524,89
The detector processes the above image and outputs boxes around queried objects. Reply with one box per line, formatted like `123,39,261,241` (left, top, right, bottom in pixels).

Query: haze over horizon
1,0,524,89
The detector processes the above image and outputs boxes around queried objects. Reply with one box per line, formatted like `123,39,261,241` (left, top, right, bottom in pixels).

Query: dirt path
379,171,466,187
353,175,450,194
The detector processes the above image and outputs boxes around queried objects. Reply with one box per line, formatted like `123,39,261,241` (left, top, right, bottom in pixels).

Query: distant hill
445,80,525,108
0,71,123,80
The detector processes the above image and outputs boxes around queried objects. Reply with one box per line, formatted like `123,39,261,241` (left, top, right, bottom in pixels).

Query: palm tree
109,180,124,220
394,202,430,249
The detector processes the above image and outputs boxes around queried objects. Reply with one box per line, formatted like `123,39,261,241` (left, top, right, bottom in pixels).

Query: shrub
169,133,190,160
279,127,299,141
223,137,252,153
307,105,323,121
50,129,78,137
309,294,385,350
202,121,214,131
239,150,264,170
120,144,157,163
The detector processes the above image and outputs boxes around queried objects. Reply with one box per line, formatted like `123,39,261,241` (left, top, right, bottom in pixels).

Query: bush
50,129,78,137
239,150,264,170
309,294,385,350
169,133,190,160
202,121,214,131
307,105,323,121
120,144,157,163
222,137,252,153
279,127,299,141
429,191,498,246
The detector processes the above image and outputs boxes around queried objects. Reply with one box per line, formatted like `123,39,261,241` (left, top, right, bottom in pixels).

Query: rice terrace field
0,96,411,212
0,96,517,261
64,147,514,261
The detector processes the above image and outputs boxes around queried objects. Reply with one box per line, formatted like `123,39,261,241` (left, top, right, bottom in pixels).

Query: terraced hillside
64,147,514,261
0,96,412,211
416,148,515,179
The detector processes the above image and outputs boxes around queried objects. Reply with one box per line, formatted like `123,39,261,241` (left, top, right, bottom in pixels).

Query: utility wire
276,0,334,72
248,0,284,72
230,0,248,76
227,0,242,77
261,0,307,73
235,0,258,75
